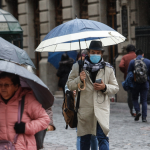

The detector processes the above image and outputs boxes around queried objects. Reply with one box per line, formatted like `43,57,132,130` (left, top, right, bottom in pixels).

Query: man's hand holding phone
93,78,106,91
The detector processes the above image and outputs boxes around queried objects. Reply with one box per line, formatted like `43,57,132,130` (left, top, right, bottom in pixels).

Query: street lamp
0,9,23,48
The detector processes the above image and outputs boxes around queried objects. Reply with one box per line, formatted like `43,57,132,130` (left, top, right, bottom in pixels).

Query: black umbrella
0,37,35,68
0,60,54,109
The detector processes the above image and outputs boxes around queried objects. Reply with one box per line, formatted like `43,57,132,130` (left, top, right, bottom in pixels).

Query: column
62,0,80,22
1,0,13,13
39,0,58,94
88,0,108,61
18,0,35,63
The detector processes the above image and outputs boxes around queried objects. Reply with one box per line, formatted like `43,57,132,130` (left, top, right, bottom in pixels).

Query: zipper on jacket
5,105,10,141
85,70,93,85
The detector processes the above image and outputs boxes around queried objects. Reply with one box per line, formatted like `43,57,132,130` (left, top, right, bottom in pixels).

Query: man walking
128,49,150,122
119,44,136,117
67,41,119,150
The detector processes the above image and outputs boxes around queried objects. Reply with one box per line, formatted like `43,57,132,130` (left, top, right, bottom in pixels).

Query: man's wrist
101,84,107,92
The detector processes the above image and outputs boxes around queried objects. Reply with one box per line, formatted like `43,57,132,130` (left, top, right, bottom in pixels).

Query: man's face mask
90,54,101,64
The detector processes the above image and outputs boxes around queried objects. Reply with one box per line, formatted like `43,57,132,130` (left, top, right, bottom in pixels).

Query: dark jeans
127,91,135,113
80,123,109,150
132,87,148,117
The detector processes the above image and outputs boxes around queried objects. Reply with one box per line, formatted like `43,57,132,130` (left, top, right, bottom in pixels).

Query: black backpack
134,58,147,83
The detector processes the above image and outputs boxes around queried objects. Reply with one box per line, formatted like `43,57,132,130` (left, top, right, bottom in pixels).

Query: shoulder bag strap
13,96,25,144
76,61,82,112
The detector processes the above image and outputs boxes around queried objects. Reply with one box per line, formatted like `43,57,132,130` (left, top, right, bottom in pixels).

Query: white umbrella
35,18,125,52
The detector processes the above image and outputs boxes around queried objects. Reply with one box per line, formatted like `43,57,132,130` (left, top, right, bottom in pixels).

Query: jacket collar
0,87,33,105
136,55,143,59
128,51,135,54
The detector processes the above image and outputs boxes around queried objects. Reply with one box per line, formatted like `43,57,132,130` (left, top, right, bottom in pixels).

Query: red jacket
119,51,136,79
0,87,50,150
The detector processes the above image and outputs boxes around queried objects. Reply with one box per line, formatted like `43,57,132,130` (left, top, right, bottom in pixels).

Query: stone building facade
116,0,150,102
1,0,150,102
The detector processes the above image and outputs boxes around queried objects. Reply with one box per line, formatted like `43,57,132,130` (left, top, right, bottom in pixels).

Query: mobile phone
95,78,102,84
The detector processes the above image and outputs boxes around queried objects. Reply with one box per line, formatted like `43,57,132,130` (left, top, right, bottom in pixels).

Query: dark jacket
128,55,150,89
45,107,56,130
122,72,134,91
119,51,136,79
57,58,74,88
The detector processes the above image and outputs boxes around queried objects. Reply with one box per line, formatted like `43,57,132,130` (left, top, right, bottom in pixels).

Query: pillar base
116,55,127,103
39,58,58,94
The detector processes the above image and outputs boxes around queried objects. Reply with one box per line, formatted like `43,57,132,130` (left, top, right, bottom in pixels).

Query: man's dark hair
126,44,136,52
135,49,144,56
0,72,21,86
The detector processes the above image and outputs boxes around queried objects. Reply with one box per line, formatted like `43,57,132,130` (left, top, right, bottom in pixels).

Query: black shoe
134,112,141,121
142,117,147,122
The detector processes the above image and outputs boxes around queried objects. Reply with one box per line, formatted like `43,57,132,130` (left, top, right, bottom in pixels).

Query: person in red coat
119,44,136,117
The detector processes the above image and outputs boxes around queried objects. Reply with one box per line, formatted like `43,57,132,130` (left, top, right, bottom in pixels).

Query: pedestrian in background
0,72,50,150
128,49,150,122
46,107,56,131
119,44,136,117
67,41,119,150
57,53,74,97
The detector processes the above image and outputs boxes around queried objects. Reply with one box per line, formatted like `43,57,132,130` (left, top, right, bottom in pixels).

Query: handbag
62,60,82,129
0,96,25,150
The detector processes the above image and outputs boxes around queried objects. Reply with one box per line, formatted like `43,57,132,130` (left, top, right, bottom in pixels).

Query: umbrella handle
78,79,86,91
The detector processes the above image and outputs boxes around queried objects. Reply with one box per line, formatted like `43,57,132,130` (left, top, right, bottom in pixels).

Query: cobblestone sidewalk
43,99,150,150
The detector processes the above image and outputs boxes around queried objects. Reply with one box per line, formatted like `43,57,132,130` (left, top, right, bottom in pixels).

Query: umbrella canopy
0,60,54,109
0,37,35,68
36,18,126,52
48,51,77,69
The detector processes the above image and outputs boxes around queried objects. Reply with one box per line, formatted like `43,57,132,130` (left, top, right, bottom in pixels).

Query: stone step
54,91,64,99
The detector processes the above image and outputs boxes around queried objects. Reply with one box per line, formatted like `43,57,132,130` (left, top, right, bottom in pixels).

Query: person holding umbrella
65,49,98,150
56,53,74,97
0,72,50,150
67,41,119,150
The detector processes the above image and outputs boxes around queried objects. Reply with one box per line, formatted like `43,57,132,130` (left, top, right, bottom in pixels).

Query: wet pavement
44,99,150,150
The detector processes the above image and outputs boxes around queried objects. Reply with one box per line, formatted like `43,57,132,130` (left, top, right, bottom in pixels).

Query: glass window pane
0,23,9,31
0,9,9,14
5,15,17,22
0,15,6,22
8,23,22,31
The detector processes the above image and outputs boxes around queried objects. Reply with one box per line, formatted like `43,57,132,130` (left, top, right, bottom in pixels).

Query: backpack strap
13,96,25,144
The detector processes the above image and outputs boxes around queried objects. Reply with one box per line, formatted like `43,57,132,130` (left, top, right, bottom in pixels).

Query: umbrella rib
54,44,57,52
108,32,119,44
85,38,88,49
119,36,125,41
70,40,72,51
98,37,103,46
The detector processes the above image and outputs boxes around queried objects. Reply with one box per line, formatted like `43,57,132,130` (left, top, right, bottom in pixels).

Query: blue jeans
80,123,109,150
77,135,98,150
132,87,148,117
